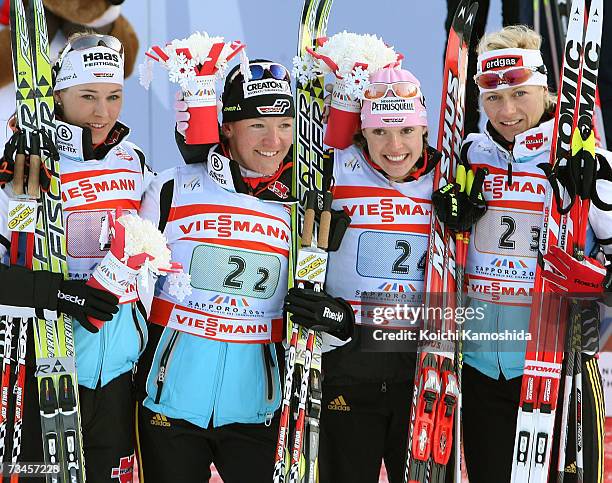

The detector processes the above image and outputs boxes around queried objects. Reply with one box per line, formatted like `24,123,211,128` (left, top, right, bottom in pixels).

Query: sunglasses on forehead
56,34,124,69
474,65,547,90
229,62,290,83
363,81,421,100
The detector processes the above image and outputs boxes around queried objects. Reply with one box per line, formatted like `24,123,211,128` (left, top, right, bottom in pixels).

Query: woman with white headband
0,32,154,481
451,25,612,482
53,33,155,482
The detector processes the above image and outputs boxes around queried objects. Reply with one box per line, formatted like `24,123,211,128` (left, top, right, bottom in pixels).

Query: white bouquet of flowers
139,31,247,144
87,210,191,332
293,31,402,149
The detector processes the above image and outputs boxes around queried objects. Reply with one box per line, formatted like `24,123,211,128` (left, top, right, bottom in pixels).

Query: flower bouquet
293,32,402,149
87,209,190,332
140,31,246,144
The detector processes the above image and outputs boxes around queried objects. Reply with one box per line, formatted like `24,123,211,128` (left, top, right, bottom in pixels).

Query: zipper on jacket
211,342,228,427
262,344,275,401
132,301,146,354
96,321,106,387
154,331,180,404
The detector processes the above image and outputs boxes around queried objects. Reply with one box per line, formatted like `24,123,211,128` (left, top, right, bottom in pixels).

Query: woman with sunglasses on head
450,25,612,482
135,59,297,483
0,32,154,481
283,66,451,483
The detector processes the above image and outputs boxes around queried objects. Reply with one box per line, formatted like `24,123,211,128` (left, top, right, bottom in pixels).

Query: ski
403,2,477,483
543,0,562,89
0,316,11,463
511,1,603,482
9,0,85,481
552,0,606,151
301,4,331,481
287,190,332,483
558,0,604,480
274,1,332,481
9,315,27,483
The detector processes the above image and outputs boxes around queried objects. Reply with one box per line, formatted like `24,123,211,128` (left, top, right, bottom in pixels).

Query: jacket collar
55,120,130,162
484,109,555,162
205,145,296,203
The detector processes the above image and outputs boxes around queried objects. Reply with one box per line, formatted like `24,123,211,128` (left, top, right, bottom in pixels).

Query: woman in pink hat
284,66,446,482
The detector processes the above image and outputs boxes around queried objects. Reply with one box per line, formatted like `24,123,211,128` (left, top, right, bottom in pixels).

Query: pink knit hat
360,67,428,129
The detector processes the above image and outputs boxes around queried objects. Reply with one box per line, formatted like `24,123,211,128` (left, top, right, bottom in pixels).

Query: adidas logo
328,395,351,411
564,462,576,474
150,413,171,427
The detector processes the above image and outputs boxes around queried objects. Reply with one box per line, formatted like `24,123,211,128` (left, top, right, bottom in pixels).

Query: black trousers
462,357,605,483
318,379,416,483
136,404,278,483
21,368,136,483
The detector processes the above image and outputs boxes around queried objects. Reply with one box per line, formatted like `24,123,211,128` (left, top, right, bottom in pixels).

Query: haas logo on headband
82,52,121,69
482,55,522,71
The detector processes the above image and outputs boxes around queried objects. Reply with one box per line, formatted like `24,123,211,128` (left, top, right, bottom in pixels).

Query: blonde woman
457,25,611,482
1,32,153,481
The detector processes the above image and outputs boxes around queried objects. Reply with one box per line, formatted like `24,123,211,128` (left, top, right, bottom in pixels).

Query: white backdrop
119,0,503,171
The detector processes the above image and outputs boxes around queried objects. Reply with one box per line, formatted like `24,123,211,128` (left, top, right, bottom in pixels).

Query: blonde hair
477,25,542,54
477,25,556,110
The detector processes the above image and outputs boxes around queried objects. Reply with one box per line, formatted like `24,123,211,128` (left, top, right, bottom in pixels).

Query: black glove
540,129,612,214
57,280,119,333
432,166,488,232
284,288,354,340
2,130,55,191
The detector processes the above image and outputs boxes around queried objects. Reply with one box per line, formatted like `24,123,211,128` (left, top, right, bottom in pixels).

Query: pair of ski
273,189,332,483
402,2,477,483
8,0,85,481
512,0,604,482
272,1,333,482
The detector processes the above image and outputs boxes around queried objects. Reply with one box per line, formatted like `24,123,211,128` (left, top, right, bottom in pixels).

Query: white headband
54,46,124,91
475,48,548,92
